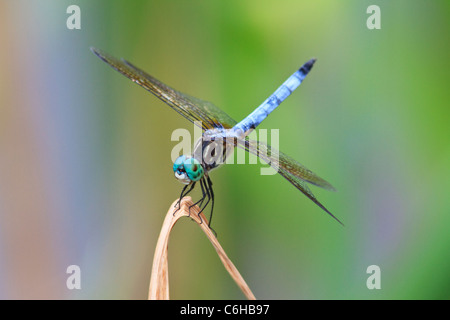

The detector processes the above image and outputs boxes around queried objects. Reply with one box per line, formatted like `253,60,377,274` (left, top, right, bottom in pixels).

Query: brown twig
148,196,256,300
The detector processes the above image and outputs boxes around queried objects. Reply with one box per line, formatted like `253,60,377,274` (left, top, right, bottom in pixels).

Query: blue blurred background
0,0,449,299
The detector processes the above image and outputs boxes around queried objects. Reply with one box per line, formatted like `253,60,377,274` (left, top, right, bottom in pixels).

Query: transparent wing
91,47,237,130
240,139,335,190
237,138,343,225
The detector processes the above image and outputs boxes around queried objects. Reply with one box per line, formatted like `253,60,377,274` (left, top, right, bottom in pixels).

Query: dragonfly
91,47,343,228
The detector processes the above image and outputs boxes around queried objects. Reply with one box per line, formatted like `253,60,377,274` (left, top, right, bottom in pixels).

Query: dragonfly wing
91,47,237,130
240,138,336,190
277,168,343,225
237,138,343,225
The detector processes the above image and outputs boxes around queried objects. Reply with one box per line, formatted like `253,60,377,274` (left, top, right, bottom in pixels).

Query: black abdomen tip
300,58,317,74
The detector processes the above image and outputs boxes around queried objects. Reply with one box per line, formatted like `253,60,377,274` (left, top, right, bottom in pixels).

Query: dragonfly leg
206,176,215,228
174,182,196,216
174,184,188,212
201,176,217,237
203,177,217,238
189,179,206,222
199,179,211,218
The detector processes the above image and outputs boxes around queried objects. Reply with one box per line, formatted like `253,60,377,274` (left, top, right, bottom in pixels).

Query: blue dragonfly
91,47,343,227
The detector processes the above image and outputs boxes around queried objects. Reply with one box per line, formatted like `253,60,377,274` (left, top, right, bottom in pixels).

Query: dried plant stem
148,196,255,300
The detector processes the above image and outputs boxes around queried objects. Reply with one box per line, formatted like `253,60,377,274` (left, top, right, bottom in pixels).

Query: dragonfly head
173,155,204,184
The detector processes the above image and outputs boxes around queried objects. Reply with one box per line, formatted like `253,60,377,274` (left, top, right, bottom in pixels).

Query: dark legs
173,182,196,215
189,179,207,215
201,176,216,236
176,176,216,233
206,176,215,228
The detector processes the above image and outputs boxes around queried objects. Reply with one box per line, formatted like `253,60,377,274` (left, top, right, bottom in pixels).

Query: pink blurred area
0,2,171,300
0,4,65,298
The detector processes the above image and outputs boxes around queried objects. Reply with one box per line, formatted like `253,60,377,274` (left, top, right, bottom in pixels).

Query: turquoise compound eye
183,158,204,182
173,155,187,173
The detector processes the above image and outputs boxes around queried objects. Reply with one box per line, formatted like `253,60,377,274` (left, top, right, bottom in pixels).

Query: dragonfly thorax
173,155,204,185
195,128,242,172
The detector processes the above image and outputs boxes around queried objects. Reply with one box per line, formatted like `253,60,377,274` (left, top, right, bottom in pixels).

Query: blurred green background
0,0,449,299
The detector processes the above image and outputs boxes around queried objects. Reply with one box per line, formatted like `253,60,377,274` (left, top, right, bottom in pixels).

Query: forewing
91,47,237,130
